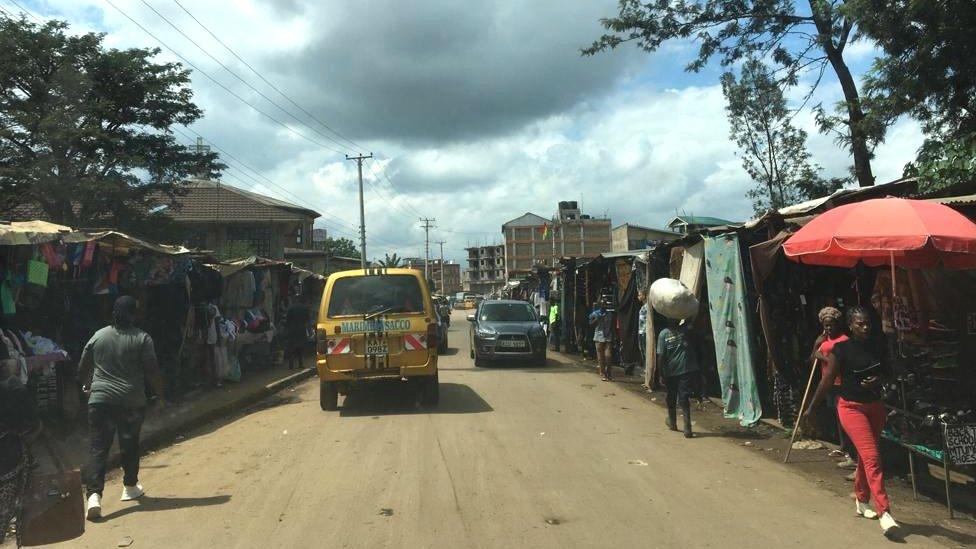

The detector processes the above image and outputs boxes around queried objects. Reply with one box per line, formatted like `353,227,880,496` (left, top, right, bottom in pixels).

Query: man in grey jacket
79,296,165,520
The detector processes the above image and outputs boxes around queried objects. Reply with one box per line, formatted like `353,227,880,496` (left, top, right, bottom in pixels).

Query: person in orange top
811,307,857,471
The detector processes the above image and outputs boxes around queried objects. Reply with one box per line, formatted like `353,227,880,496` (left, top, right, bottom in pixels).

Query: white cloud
16,0,929,263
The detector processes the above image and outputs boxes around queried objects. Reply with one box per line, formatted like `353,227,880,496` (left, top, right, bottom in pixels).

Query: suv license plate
366,342,389,355
497,340,525,348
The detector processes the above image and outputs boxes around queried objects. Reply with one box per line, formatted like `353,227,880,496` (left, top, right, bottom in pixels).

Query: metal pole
901,379,918,501
943,429,953,518
420,218,436,281
346,153,373,270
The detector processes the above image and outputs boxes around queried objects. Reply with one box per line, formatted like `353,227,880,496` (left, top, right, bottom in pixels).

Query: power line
140,0,353,155
122,0,427,228
171,0,366,154
5,0,41,22
166,0,423,222
104,0,348,155
170,133,366,242
171,130,409,253
107,0,427,251
419,217,436,280
169,127,385,245
345,153,373,269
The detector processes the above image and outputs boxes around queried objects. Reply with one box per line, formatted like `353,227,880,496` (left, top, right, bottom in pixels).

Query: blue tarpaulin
703,233,763,427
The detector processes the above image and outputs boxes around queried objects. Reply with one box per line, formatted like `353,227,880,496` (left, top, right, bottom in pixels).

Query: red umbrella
781,197,976,466
783,197,976,269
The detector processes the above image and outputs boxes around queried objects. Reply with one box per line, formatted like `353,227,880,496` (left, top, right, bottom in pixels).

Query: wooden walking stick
784,358,819,464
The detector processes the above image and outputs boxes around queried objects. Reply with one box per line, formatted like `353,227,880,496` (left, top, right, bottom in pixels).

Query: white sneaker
879,512,900,538
855,500,878,519
120,484,145,501
86,493,102,521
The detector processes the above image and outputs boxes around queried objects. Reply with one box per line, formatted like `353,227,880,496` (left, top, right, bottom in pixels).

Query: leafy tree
850,1,976,191
904,135,976,194
584,0,883,187
216,241,257,261
379,252,402,267
722,59,839,213
0,16,222,232
318,236,360,259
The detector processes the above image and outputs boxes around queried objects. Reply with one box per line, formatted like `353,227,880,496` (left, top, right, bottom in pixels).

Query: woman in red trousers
804,306,899,539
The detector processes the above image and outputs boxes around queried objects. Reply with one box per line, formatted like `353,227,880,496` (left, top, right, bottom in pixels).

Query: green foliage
318,236,360,259
379,252,402,267
215,241,257,262
584,0,880,187
722,60,841,213
853,0,976,141
0,16,223,230
904,134,976,193
850,1,976,192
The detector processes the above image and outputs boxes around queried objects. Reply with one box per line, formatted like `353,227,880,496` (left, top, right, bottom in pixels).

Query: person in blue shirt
657,317,699,438
589,298,614,381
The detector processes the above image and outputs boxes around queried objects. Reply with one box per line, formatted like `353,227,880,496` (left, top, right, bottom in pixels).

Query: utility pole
346,153,373,270
420,217,436,280
436,240,447,293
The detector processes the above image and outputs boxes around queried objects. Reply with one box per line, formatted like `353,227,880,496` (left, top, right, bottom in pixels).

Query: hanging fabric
679,242,705,297
703,233,763,427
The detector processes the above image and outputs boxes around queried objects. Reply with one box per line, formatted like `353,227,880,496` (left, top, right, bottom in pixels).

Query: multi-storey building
611,223,680,252
402,258,462,294
463,245,506,295
502,201,612,277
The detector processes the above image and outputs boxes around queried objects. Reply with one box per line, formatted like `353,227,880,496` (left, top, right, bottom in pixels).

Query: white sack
649,278,699,320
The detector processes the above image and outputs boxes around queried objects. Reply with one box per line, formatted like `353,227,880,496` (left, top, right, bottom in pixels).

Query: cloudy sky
12,0,924,262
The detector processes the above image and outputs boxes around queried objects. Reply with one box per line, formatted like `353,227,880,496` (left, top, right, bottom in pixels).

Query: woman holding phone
803,306,899,539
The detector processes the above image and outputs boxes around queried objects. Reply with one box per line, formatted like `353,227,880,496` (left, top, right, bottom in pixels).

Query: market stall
783,197,976,517
0,223,215,418
211,257,294,378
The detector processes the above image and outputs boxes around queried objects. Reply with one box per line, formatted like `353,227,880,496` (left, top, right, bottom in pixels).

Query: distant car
467,300,546,367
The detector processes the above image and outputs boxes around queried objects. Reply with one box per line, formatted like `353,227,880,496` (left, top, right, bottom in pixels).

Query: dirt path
47,312,970,548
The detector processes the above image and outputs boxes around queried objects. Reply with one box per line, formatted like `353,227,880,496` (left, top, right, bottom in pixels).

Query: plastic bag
27,259,49,287
649,278,699,320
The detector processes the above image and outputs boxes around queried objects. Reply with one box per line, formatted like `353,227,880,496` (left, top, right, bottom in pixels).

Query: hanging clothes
615,258,640,366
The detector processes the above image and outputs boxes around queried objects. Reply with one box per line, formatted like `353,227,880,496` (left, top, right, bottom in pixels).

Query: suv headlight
477,326,498,338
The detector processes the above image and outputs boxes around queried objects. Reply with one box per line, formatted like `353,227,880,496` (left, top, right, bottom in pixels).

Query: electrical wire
169,127,368,240
106,0,427,253
165,0,426,220
103,0,348,155
140,0,354,155
171,0,365,154
5,0,41,22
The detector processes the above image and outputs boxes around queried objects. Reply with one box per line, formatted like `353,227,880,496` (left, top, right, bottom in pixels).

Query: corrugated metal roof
667,215,736,228
930,194,976,206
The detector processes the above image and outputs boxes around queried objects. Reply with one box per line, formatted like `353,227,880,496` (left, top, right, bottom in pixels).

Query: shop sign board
945,424,976,466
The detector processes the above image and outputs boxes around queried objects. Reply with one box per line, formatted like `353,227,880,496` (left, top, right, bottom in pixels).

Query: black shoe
665,415,678,432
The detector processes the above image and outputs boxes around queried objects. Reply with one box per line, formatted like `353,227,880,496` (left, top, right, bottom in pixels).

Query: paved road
56,310,949,548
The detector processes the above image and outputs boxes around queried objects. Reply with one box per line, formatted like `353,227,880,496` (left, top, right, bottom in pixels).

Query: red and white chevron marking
328,338,352,355
402,333,427,351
